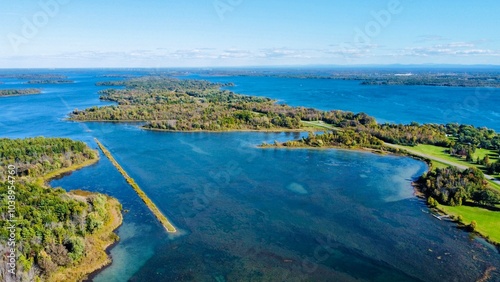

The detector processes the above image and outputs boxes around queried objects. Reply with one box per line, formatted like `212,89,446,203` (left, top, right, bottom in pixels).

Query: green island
26,80,74,85
0,89,42,97
94,138,177,233
70,77,372,132
70,76,500,247
0,137,123,282
0,74,67,80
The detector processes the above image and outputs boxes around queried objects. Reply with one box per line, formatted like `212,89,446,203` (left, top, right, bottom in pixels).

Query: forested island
0,74,67,80
0,89,41,97
0,137,122,282
71,77,370,131
26,80,74,85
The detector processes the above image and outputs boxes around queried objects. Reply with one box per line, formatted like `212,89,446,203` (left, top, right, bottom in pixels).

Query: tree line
420,166,499,207
0,137,98,181
0,89,41,97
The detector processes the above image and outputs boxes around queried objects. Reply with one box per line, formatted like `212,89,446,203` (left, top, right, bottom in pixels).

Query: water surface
1,70,499,281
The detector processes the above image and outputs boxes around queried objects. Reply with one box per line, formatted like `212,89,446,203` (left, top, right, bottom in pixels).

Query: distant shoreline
0,88,42,97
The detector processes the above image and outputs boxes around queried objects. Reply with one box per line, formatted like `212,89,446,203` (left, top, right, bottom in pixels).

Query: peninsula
0,137,123,282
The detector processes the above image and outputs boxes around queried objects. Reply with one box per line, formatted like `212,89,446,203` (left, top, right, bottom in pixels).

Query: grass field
429,160,452,170
438,204,500,244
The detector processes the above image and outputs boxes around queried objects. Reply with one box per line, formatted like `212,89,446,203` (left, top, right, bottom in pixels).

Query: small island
0,89,42,97
26,80,74,84
0,74,67,80
0,137,123,282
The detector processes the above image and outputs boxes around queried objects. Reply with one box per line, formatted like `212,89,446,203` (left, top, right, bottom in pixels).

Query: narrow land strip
94,138,177,233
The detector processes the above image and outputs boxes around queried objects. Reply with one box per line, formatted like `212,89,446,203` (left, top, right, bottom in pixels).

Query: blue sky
1,0,499,67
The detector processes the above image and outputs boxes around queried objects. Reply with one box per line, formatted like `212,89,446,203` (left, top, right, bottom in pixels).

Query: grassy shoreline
35,157,100,187
435,204,500,246
94,138,177,233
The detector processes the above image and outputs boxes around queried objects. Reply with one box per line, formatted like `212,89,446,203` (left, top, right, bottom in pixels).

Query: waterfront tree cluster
264,130,383,149
71,77,372,131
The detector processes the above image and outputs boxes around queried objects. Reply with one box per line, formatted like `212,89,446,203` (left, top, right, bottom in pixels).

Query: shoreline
259,143,500,248
69,119,317,133
143,126,314,133
0,92,42,98
81,234,121,282
431,203,500,249
35,156,100,187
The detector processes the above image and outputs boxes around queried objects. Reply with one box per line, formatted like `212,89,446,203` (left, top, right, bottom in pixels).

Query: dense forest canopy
25,80,74,84
420,167,499,207
0,137,98,181
0,89,41,97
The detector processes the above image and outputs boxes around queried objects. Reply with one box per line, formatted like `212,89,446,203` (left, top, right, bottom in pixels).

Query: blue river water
0,69,499,281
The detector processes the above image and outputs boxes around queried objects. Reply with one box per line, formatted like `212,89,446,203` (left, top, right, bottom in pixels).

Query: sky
0,0,499,68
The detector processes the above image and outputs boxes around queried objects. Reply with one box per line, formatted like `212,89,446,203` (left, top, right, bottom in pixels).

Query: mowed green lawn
438,204,500,243
410,144,498,167
407,144,500,190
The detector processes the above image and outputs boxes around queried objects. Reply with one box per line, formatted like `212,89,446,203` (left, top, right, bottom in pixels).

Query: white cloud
402,41,499,57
